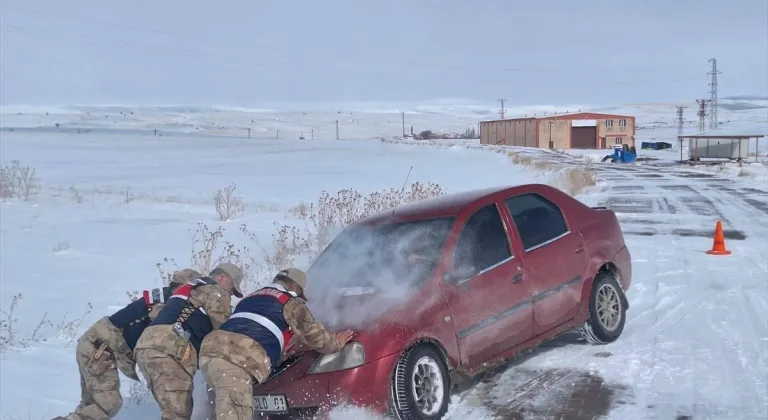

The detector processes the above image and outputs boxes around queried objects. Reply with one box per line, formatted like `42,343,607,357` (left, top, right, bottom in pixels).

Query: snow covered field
1,102,767,420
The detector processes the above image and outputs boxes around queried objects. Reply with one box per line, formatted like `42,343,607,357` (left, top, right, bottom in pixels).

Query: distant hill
722,95,768,101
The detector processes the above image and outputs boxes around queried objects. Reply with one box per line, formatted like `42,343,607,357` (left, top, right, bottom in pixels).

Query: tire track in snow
627,170,723,337
707,298,764,418
698,183,768,230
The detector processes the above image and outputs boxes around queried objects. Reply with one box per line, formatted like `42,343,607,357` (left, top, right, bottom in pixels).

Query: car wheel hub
596,283,622,331
411,356,444,416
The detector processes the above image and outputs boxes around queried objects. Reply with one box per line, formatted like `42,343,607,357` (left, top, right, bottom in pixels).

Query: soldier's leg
135,349,164,413
70,338,123,420
136,349,194,420
200,357,254,420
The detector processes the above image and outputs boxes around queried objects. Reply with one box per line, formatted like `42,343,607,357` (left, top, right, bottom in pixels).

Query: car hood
256,287,411,386
306,286,411,331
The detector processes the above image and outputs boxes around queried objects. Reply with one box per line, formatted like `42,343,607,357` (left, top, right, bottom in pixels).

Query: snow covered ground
1,103,767,420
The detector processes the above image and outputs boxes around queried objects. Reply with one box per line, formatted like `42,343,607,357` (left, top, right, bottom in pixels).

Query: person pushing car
199,268,355,420
134,263,243,420
53,268,201,420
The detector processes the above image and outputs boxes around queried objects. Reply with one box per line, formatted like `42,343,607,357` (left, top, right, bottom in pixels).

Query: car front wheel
390,344,450,420
581,272,627,344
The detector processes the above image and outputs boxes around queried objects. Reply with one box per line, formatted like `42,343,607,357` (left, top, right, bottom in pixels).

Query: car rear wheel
390,344,450,420
581,272,627,344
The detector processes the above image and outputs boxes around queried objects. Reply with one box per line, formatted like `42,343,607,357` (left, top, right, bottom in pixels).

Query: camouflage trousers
199,356,255,420
66,335,123,420
135,348,197,420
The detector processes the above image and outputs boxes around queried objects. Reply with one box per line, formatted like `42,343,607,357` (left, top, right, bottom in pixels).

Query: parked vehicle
601,144,637,163
253,184,632,420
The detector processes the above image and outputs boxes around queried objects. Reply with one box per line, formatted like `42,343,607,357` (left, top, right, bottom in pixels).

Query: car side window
505,193,568,250
453,204,512,275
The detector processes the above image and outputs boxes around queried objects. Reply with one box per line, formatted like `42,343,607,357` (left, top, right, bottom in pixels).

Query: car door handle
575,245,585,253
512,273,523,283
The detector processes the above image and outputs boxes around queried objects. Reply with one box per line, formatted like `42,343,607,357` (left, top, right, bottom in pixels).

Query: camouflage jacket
133,283,232,357
199,297,341,382
87,317,138,380
83,300,169,381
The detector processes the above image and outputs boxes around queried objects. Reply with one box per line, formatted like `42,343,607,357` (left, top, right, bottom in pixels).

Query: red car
253,183,632,420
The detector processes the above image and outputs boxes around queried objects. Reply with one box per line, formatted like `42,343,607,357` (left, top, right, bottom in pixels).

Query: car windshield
307,217,454,292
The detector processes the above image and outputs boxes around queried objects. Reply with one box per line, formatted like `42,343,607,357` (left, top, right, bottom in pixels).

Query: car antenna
392,165,413,217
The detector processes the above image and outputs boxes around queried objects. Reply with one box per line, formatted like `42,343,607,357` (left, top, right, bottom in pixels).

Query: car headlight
306,342,365,374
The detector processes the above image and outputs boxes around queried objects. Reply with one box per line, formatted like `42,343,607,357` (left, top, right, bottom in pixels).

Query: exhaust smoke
304,217,454,331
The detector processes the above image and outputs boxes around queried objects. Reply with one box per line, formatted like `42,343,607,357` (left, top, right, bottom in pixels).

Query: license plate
253,394,288,413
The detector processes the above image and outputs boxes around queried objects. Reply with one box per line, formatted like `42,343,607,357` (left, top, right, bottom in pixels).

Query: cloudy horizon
1,0,766,107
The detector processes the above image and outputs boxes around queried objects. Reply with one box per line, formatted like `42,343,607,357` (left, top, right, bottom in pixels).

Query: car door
504,193,588,337
440,199,534,370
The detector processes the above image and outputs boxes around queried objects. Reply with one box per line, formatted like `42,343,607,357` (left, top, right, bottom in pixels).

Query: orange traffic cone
706,220,731,255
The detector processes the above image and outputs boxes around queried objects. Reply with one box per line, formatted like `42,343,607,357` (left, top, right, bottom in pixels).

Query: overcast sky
1,0,766,107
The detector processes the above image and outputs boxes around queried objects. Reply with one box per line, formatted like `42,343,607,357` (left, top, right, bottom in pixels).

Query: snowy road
447,160,768,420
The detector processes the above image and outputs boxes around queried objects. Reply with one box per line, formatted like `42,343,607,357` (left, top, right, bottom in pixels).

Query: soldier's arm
202,286,232,329
284,299,341,354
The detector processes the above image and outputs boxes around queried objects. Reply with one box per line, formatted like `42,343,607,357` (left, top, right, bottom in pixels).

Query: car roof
353,183,554,226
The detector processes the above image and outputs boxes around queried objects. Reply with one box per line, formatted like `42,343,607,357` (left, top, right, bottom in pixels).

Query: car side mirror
444,265,477,283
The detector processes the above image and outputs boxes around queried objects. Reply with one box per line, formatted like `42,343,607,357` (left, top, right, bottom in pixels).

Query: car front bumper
254,351,401,419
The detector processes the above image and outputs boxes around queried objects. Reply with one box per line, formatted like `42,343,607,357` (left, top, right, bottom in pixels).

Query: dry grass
507,151,598,197
155,222,253,289
49,183,281,214
168,182,447,293
0,160,38,201
188,223,251,277
555,163,599,196
49,184,192,205
0,294,93,353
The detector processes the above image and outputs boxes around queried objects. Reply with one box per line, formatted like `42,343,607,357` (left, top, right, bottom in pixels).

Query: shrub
0,160,38,200
70,185,84,203
53,242,70,253
214,183,245,221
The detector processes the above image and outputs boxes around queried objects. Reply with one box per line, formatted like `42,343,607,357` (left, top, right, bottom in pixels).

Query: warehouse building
479,112,636,149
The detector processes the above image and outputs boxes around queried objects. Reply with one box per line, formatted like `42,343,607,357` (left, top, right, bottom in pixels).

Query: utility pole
675,105,686,136
696,99,709,132
708,58,721,129
400,111,406,137
247,127,251,139
676,105,687,162
335,120,339,140
276,130,280,139
498,99,507,119
311,128,314,141
548,121,554,149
